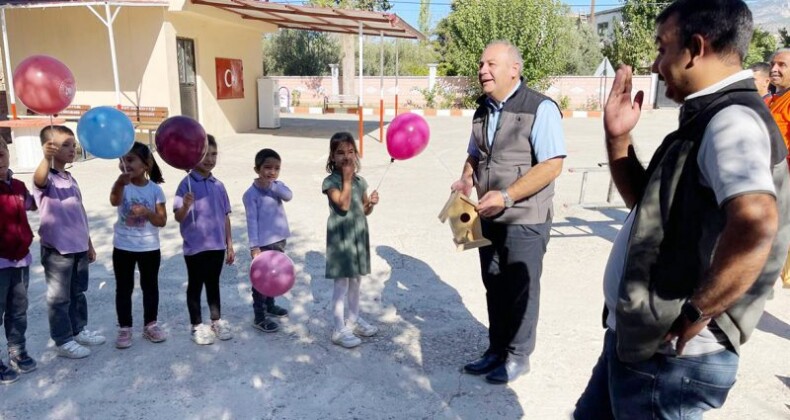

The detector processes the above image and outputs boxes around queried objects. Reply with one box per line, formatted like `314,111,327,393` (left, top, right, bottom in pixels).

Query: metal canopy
0,0,168,8
191,0,425,40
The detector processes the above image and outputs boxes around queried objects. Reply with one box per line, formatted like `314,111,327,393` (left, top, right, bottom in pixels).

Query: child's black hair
128,142,164,184
39,125,74,145
254,148,281,170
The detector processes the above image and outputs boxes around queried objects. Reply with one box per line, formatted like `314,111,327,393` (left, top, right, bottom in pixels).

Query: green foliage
435,0,569,89
263,30,340,76
602,0,663,75
780,27,790,48
418,0,431,36
744,28,777,67
561,19,604,75
557,95,571,110
309,0,391,11
361,39,439,76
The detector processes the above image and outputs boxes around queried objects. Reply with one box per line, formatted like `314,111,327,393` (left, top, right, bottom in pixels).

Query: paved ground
1,111,789,419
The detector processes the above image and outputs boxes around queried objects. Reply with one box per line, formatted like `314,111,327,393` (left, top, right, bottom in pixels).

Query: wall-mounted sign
215,58,244,99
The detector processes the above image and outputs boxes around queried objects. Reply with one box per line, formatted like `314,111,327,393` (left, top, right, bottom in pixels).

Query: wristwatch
681,301,709,324
501,189,514,208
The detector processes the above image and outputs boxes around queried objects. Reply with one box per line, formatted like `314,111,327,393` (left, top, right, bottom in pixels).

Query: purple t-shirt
173,172,232,256
0,172,35,269
32,170,90,254
242,180,292,249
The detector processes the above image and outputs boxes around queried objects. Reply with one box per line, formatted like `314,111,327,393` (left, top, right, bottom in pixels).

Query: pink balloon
250,251,295,297
154,116,207,170
386,113,430,160
13,55,76,115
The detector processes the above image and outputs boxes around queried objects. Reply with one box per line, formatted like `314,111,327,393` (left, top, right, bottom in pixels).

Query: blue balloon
76,106,135,159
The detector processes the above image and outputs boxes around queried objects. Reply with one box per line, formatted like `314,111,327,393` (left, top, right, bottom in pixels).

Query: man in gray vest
451,40,566,384
574,0,790,417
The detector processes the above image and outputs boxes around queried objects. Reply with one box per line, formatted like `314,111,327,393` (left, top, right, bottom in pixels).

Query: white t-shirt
604,72,776,356
113,181,166,252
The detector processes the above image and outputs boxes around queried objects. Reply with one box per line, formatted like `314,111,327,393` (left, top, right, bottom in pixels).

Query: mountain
750,0,790,33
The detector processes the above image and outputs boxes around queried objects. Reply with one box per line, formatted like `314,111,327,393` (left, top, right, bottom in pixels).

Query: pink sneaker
116,327,132,349
142,322,167,343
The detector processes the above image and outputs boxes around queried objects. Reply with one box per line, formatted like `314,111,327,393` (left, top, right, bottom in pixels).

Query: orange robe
767,92,790,287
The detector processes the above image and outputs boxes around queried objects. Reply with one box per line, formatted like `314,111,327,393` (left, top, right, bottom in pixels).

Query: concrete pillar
428,63,438,90
329,63,339,96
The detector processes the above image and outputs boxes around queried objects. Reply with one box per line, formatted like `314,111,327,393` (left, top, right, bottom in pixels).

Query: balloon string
187,171,195,224
374,158,395,192
49,114,54,170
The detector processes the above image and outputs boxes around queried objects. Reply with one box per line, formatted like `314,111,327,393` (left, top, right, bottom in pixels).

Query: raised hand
604,65,644,141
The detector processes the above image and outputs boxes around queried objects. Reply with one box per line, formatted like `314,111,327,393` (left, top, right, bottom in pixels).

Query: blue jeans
251,241,285,318
574,329,738,420
0,267,30,354
41,246,89,346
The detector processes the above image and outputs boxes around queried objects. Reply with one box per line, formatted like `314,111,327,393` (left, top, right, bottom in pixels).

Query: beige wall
3,4,273,135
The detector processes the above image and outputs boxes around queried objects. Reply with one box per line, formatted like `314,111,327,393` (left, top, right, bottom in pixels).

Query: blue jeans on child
41,246,89,347
252,240,285,318
573,329,738,419
0,267,30,354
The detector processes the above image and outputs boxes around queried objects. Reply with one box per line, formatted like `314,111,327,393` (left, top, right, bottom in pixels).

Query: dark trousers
42,246,89,346
185,250,225,325
112,248,161,327
0,267,29,354
478,221,550,360
252,241,285,317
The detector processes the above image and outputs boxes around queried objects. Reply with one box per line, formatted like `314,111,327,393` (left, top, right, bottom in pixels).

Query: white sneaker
331,327,362,348
350,318,379,337
211,319,233,341
57,340,91,359
74,329,106,346
191,324,215,345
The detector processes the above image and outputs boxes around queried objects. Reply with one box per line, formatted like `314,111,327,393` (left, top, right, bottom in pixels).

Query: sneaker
350,318,379,337
0,361,19,384
74,329,106,346
252,317,280,333
191,324,215,345
116,327,133,349
331,327,362,348
9,351,37,373
266,303,289,318
57,340,91,359
143,322,167,343
211,319,233,341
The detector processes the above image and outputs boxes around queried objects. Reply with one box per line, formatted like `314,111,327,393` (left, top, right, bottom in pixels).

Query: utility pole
589,0,596,27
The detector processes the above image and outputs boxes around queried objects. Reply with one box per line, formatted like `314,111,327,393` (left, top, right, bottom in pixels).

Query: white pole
1,8,17,118
358,22,363,107
105,3,122,107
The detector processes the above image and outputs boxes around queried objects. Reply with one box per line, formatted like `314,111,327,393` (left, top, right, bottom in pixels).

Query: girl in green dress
322,132,380,348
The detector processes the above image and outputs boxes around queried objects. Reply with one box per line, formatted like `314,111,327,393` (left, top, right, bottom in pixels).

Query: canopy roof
191,0,424,40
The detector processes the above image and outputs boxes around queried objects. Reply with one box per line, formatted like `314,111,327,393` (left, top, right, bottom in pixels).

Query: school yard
1,111,788,419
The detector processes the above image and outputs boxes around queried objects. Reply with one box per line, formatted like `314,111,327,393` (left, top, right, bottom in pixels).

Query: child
242,148,292,333
33,126,105,359
174,135,235,345
322,132,380,349
109,142,167,348
0,138,37,383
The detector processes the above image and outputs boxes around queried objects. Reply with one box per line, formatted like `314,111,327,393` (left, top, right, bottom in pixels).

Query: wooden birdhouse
438,191,492,251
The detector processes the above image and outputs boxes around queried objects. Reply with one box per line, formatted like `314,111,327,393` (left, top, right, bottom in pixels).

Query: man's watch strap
681,301,710,324
501,189,514,208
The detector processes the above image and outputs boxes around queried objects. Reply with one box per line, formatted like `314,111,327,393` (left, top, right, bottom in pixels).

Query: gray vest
472,83,560,224
616,78,790,362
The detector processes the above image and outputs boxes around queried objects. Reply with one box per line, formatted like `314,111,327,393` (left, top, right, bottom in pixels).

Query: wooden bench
56,104,91,121
119,106,169,148
566,162,623,209
323,94,358,111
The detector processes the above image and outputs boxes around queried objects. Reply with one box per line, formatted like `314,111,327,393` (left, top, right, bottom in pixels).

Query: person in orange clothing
767,48,790,287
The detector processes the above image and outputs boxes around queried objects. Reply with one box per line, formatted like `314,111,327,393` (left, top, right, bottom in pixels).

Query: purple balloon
386,113,430,160
154,116,207,170
250,251,295,297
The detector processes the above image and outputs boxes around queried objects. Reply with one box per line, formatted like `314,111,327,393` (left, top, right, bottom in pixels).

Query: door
177,37,198,119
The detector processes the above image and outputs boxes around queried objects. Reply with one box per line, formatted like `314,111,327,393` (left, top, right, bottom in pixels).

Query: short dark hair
255,148,281,170
750,62,771,74
657,0,752,62
206,134,217,149
39,125,74,145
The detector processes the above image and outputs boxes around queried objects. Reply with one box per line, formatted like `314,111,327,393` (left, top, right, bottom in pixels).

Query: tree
780,27,790,48
602,0,663,74
436,0,570,89
418,0,431,37
744,28,776,67
263,30,340,76
561,17,604,75
361,39,439,76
